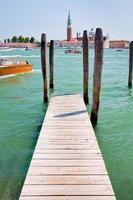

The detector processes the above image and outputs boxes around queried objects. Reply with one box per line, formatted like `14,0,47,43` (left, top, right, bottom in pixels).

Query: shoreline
0,42,39,48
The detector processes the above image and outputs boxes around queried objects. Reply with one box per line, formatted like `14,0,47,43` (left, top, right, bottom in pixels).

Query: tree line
4,36,36,43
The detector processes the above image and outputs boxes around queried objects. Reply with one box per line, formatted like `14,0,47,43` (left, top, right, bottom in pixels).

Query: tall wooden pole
128,41,133,88
91,28,103,125
49,40,54,89
41,33,48,102
83,30,89,104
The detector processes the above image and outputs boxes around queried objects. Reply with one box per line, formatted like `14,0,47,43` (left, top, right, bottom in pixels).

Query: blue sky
0,0,133,41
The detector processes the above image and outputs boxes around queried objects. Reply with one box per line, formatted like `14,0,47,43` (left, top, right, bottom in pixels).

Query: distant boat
25,46,33,50
64,47,82,54
0,59,32,76
116,49,123,52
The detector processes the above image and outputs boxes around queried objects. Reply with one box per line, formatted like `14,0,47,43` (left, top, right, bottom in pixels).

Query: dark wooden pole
49,40,54,89
128,41,133,88
41,33,48,102
91,28,103,125
83,30,89,104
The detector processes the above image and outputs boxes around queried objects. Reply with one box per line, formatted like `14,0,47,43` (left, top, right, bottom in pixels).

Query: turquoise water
0,47,132,200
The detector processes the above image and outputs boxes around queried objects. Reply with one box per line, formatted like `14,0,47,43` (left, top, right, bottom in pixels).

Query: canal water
0,48,132,200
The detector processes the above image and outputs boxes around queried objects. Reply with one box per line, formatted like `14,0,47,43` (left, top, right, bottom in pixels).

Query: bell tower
67,10,72,41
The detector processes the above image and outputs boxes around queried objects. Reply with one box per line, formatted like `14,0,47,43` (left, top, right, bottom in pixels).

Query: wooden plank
39,136,95,139
40,130,94,133
39,136,96,140
28,166,107,175
43,124,93,127
22,195,115,199
43,120,91,123
19,94,115,199
37,142,97,146
21,185,114,196
24,175,111,185
30,160,105,167
33,153,102,160
39,137,96,140
40,129,94,132
35,149,101,154
37,140,98,145
35,144,99,149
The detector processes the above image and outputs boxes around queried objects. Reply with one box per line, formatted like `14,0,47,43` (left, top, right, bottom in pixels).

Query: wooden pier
19,94,116,200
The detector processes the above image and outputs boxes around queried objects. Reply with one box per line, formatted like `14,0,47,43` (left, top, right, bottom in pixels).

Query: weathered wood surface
49,40,54,89
91,28,103,125
128,41,133,88
19,94,116,200
83,30,89,104
41,33,48,102
20,197,116,200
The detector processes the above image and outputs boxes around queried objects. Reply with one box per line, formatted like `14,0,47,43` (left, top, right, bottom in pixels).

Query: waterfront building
0,42,37,48
109,40,129,48
54,11,110,48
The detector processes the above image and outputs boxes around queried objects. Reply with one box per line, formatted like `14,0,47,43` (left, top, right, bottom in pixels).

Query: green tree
24,37,30,43
18,35,24,43
11,36,18,43
4,39,7,43
30,37,35,43
7,38,10,43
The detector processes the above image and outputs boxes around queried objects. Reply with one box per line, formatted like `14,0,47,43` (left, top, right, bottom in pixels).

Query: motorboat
0,58,32,76
64,47,82,54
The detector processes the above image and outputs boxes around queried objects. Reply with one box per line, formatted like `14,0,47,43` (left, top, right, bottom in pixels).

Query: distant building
66,11,109,48
103,34,110,48
54,11,110,48
74,28,109,49
109,40,129,48
67,10,72,41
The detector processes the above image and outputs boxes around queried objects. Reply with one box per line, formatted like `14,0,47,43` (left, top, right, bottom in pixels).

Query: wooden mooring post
91,28,103,125
83,30,89,104
128,41,133,88
41,33,48,102
49,40,54,89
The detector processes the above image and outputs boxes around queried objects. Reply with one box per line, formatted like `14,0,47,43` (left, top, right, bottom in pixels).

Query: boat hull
0,63,32,76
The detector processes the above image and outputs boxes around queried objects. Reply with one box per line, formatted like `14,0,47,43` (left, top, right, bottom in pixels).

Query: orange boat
0,59,32,76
